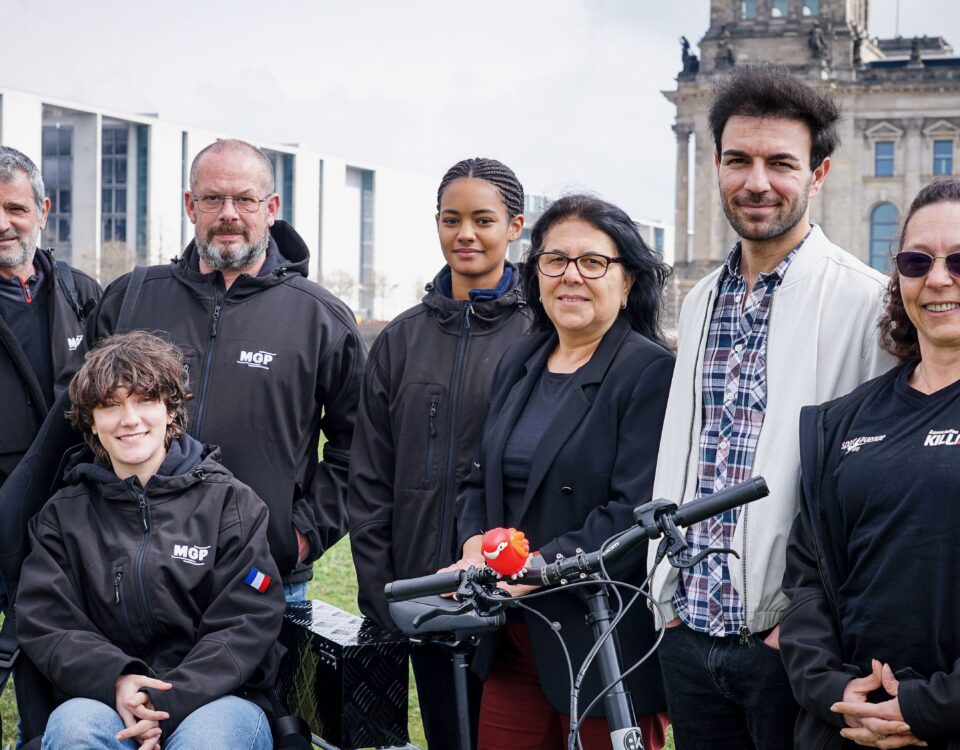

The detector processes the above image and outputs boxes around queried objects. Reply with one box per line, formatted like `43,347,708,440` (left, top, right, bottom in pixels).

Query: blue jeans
657,623,798,750
41,695,271,750
283,580,308,603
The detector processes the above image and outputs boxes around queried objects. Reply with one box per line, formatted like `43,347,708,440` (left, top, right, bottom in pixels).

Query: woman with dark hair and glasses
449,194,674,749
780,178,960,750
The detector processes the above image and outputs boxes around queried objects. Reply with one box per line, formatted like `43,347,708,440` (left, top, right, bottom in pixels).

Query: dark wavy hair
879,178,960,361
521,194,671,345
436,158,525,218
709,63,841,169
67,331,192,464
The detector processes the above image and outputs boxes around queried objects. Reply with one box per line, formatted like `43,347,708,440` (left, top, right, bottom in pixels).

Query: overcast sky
3,0,959,223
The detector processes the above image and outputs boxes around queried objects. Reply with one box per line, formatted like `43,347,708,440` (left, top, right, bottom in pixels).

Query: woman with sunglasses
781,178,960,750
450,195,673,749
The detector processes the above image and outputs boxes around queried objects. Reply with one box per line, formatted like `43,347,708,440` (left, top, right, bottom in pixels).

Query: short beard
195,222,268,271
0,228,37,269
721,177,812,243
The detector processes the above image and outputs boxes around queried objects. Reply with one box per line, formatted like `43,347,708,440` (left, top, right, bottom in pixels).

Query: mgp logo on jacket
237,350,276,370
171,544,211,566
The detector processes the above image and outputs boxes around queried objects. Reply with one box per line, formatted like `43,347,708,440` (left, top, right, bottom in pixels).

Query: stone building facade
666,0,960,319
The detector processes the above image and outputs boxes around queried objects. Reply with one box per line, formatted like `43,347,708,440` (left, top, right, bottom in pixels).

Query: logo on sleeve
924,428,960,447
171,544,211,566
237,350,276,370
841,435,886,454
244,567,272,593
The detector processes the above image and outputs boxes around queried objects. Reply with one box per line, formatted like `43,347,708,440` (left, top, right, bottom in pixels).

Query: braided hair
436,158,525,218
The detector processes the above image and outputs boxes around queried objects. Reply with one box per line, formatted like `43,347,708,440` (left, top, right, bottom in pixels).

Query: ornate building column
673,123,693,265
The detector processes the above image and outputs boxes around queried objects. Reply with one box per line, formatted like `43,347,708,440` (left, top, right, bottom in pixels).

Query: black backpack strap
54,259,82,321
116,265,148,334
273,714,313,749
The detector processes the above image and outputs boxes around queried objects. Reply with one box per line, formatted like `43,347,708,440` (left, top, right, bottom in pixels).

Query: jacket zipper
134,490,161,639
192,290,224,440
114,570,137,645
739,285,779,644
424,398,439,483
435,303,474,569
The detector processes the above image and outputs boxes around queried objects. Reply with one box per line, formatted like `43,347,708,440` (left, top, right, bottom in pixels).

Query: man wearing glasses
77,139,365,601
649,66,894,749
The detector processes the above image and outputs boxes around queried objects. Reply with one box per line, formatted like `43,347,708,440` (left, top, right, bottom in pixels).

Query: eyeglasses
894,250,960,278
534,251,624,279
194,195,270,213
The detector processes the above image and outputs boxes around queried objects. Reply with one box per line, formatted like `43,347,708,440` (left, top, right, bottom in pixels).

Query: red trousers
478,621,670,750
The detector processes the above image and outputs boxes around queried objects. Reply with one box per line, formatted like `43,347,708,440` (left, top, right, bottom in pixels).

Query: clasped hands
831,659,927,748
114,674,172,750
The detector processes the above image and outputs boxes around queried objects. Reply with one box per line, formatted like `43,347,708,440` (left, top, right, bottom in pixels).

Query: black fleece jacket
77,222,365,581
0,248,100,487
348,263,531,628
16,436,285,738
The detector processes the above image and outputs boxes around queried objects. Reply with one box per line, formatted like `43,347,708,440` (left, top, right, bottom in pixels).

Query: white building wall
371,167,438,320
149,121,187,265
0,91,42,161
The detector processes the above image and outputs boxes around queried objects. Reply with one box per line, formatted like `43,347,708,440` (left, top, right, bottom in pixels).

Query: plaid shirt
674,240,801,637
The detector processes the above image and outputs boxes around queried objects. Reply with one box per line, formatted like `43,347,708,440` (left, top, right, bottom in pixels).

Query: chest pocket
393,384,447,490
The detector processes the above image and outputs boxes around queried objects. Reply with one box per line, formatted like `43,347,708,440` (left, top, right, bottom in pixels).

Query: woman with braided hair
348,157,531,747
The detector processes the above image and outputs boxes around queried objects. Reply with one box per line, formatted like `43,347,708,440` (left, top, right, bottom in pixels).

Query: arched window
869,203,899,272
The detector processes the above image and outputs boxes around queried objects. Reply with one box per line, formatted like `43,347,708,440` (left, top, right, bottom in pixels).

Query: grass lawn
1,537,675,749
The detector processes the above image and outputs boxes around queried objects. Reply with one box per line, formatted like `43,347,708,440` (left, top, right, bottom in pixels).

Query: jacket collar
173,220,309,298
421,261,526,333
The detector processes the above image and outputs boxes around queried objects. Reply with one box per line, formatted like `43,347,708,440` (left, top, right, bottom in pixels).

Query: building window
934,140,954,176
282,153,294,223
42,125,73,261
358,169,375,319
869,203,898,272
653,227,665,255
874,141,895,177
741,0,756,18
803,0,819,16
102,124,129,243
771,0,788,17
136,125,149,261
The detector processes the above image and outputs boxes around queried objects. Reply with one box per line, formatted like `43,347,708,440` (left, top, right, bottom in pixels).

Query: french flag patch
244,567,271,593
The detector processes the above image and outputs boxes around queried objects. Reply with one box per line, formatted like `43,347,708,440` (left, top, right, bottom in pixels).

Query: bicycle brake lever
412,598,477,629
669,545,740,569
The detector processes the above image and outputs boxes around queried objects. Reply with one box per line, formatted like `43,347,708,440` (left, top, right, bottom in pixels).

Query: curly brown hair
67,331,192,464
879,178,960,361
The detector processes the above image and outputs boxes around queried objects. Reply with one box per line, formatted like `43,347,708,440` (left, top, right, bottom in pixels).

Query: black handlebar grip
673,476,769,527
385,570,464,602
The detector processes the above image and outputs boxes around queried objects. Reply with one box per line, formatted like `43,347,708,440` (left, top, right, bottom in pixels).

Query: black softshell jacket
0,248,100,486
781,366,960,750
16,437,285,739
78,221,365,580
348,264,530,628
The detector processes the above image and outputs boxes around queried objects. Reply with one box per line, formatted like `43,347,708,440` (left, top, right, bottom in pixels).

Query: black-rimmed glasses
894,250,960,278
534,251,624,279
194,195,271,213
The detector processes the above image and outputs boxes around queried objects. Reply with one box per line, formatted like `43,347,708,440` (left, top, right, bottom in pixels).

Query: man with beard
0,146,100,490
648,66,895,749
0,147,100,746
76,139,365,601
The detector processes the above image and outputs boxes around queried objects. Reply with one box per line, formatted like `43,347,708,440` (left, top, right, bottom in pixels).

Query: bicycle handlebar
384,476,769,602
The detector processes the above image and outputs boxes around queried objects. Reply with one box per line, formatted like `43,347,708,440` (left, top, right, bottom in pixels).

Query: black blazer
457,315,674,716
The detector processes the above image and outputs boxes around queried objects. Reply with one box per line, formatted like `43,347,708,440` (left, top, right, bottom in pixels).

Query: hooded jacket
16,435,285,739
77,221,365,581
348,263,530,628
0,248,100,486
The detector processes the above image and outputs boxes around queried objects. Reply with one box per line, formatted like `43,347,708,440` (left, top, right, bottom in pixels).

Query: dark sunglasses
894,250,960,279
